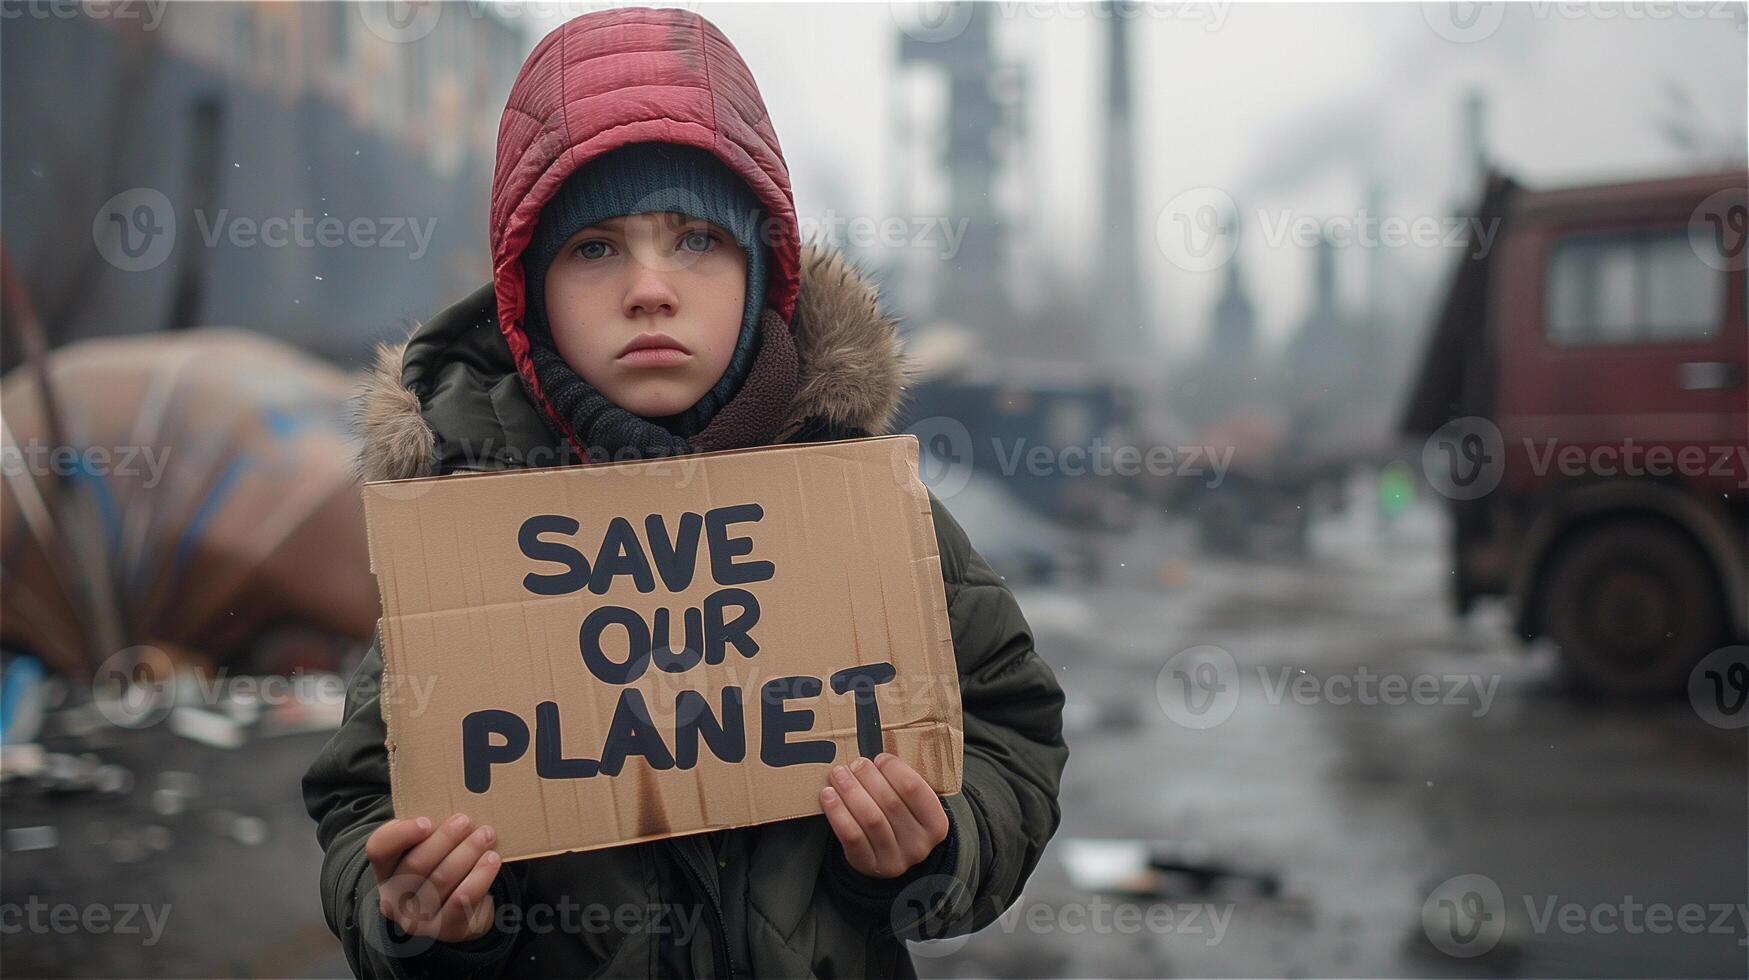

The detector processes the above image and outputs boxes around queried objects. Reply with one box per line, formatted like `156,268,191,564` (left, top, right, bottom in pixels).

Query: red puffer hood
488,7,799,448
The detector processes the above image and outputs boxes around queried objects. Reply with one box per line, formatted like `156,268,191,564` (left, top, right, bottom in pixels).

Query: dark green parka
302,244,1069,979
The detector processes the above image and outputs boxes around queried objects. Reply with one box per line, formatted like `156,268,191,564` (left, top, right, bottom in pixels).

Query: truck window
1544,229,1722,345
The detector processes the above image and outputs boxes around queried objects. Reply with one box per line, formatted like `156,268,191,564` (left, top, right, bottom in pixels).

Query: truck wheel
1541,520,1724,696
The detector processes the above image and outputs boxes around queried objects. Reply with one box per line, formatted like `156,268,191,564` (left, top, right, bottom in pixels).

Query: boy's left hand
820,753,950,879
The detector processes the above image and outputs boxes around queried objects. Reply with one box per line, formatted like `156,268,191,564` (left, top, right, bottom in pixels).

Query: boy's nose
622,266,679,318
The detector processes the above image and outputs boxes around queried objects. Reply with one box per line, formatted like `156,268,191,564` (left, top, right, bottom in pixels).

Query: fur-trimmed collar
353,243,909,482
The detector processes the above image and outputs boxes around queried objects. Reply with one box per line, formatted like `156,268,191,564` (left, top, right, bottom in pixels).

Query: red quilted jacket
488,6,801,457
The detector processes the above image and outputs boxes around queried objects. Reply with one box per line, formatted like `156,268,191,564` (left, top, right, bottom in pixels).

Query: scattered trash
1062,698,1145,737
5,825,58,851
92,763,132,795
0,743,45,780
1061,838,1281,899
143,824,174,851
106,834,148,864
1,654,48,744
169,705,246,750
150,788,187,817
230,815,268,847
0,663,339,876
158,771,202,797
254,685,345,738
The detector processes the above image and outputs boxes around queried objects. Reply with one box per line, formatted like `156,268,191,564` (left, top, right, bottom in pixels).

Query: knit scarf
523,307,800,462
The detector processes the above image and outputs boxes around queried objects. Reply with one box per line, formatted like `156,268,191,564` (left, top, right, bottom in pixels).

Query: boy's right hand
366,814,503,944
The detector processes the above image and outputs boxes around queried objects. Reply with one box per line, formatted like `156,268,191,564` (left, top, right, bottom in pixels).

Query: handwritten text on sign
461,503,897,792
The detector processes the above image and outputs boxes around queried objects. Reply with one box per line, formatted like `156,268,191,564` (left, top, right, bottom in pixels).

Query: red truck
1403,169,1747,694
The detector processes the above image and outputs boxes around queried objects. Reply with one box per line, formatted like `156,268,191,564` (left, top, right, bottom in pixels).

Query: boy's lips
617,332,692,366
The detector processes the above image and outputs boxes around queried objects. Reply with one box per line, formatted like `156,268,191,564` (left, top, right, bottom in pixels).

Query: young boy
303,8,1068,978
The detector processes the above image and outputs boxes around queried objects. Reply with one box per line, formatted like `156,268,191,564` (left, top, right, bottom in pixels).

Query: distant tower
1208,258,1256,363
1207,205,1253,362
894,4,1016,337
1313,235,1338,315
1097,0,1145,365
1461,88,1490,188
1363,178,1386,327
1288,234,1343,372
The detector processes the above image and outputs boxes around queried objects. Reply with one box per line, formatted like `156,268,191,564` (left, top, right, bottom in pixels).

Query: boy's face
541,212,748,418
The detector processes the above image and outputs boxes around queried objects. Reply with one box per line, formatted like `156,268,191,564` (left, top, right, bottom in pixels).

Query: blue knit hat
521,142,770,436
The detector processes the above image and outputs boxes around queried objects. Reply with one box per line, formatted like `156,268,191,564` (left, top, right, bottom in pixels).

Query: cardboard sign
361,435,963,861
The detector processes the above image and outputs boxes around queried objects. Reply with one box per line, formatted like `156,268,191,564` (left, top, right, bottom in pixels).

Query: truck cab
1404,169,1747,694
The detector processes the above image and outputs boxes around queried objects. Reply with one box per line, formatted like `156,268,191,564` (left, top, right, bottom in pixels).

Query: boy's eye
573,239,615,260
679,230,716,253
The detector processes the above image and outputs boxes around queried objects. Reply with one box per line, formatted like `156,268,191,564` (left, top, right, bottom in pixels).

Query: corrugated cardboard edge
890,435,966,799
356,492,407,823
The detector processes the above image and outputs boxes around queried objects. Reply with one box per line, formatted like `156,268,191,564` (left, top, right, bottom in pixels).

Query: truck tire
1541,519,1725,696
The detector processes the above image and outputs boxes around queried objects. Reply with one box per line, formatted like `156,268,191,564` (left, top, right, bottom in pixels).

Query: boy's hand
366,814,503,943
820,753,950,879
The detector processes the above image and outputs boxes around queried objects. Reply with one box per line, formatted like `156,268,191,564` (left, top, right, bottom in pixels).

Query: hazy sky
516,1,1748,351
